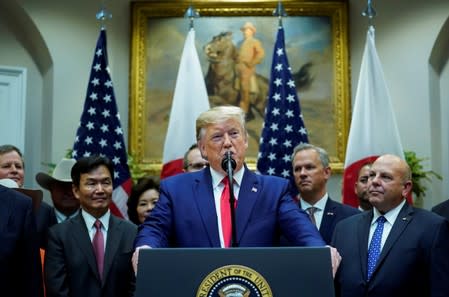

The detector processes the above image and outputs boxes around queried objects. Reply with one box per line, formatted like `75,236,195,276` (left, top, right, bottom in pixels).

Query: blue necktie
367,216,386,280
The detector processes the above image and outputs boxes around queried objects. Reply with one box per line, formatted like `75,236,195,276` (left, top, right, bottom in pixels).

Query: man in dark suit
36,158,79,223
0,184,42,297
0,144,57,248
332,154,449,297
133,106,341,273
45,156,137,297
354,162,373,211
431,199,449,221
291,143,359,244
35,199,57,248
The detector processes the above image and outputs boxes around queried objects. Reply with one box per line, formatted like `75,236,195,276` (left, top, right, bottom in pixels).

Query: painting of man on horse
203,27,314,122
142,16,336,160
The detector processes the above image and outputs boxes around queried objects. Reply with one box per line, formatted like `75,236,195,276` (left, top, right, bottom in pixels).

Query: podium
135,247,335,297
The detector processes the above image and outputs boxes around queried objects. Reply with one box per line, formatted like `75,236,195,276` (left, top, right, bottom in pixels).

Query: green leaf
404,150,442,198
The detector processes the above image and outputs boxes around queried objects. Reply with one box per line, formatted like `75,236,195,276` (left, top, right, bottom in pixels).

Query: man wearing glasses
183,144,209,172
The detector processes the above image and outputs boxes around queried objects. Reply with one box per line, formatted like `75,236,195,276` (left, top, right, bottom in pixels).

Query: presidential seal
196,265,272,297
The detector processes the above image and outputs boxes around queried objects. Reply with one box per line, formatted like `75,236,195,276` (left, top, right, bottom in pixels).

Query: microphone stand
223,151,238,247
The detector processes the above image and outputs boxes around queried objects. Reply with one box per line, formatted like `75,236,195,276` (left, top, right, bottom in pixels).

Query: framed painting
129,0,350,175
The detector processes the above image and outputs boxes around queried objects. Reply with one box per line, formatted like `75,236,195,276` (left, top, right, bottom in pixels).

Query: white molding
0,65,27,150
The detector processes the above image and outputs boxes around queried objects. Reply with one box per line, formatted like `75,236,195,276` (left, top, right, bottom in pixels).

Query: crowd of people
1,105,449,297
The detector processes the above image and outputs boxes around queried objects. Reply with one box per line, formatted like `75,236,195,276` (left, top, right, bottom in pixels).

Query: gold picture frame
129,0,350,176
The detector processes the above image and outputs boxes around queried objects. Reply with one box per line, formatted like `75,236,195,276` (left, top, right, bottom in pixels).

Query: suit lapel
235,168,259,244
319,198,336,236
102,215,121,286
194,169,221,247
71,214,101,282
358,210,373,280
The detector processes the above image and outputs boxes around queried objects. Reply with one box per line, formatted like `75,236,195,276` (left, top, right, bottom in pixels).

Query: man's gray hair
291,143,329,168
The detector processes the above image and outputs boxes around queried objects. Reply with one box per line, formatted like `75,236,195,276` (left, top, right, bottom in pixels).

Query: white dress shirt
210,166,244,248
81,209,110,252
300,194,329,230
368,199,406,250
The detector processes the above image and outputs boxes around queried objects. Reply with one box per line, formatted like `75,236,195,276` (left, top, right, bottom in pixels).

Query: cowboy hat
240,21,256,33
36,158,76,190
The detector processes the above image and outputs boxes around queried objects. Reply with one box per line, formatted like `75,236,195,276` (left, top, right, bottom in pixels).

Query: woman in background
127,177,160,225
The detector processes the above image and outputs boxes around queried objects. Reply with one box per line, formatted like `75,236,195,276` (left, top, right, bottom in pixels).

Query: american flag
257,26,309,183
72,28,132,219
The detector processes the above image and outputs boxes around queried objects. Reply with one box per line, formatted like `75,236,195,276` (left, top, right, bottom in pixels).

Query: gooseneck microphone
221,151,238,247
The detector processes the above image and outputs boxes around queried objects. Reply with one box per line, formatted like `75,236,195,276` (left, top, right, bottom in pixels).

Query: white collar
210,166,245,189
81,209,110,231
371,199,406,226
301,193,329,211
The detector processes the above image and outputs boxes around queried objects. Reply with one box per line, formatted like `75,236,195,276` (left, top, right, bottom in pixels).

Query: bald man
332,154,449,297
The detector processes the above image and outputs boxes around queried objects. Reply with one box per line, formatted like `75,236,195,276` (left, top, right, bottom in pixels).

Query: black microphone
221,151,236,173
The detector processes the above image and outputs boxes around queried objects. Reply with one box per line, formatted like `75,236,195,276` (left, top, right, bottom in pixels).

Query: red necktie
92,220,104,280
220,177,233,248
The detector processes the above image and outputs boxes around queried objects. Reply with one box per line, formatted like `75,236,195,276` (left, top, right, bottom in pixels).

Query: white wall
0,13,44,189
1,0,448,208
349,0,449,208
18,0,131,161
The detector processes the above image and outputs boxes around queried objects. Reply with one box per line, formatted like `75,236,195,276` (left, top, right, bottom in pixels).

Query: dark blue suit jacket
332,203,449,297
0,185,42,297
135,167,325,247
432,199,449,221
300,197,359,245
36,201,57,248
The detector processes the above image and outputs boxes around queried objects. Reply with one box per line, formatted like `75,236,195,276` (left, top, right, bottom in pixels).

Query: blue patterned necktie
367,216,386,281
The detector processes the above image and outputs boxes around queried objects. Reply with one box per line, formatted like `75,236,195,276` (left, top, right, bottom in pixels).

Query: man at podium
133,106,340,274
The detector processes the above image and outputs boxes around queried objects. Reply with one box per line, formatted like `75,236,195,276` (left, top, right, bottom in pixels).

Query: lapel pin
251,187,257,193
402,217,408,221
327,212,334,216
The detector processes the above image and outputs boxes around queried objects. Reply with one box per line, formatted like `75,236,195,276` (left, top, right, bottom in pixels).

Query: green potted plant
404,150,442,206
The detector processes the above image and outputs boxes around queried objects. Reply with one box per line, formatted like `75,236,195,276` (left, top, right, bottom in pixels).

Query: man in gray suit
45,156,137,297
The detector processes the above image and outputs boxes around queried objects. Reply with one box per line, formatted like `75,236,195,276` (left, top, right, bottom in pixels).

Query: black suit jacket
45,213,137,297
332,203,449,297
0,185,43,297
432,199,449,221
35,200,57,248
307,197,360,245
